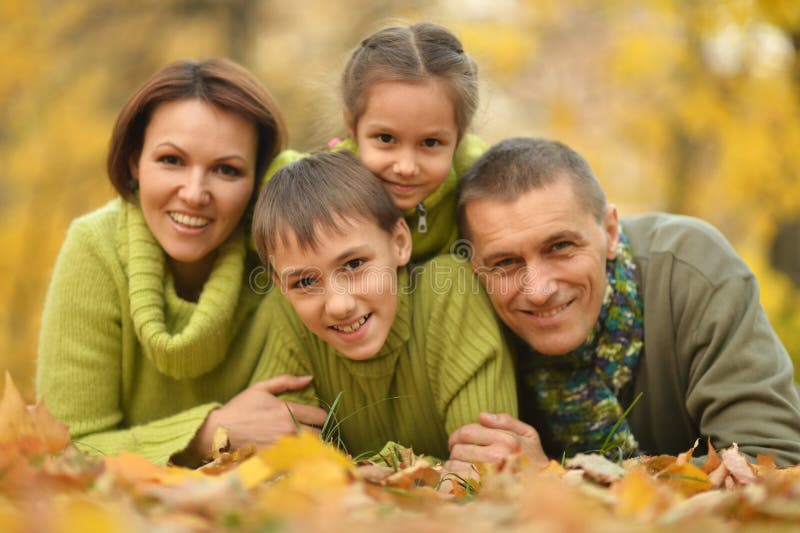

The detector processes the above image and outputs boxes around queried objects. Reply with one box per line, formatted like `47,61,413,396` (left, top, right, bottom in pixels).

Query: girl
267,22,485,262
36,59,326,466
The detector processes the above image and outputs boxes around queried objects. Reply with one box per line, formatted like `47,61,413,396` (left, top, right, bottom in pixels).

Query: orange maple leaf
0,372,69,457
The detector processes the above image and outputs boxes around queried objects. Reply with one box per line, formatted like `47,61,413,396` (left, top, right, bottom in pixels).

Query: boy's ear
343,108,355,137
392,218,413,266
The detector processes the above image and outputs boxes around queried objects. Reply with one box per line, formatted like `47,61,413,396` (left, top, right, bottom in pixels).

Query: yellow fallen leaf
657,462,713,496
257,432,354,473
614,467,675,519
234,455,274,490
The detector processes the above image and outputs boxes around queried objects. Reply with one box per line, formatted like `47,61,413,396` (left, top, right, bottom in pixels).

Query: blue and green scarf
520,230,643,457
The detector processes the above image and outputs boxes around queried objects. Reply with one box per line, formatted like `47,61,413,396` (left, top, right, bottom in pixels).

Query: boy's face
271,216,412,360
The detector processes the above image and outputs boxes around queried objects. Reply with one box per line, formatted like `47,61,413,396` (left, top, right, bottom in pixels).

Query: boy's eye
422,138,440,148
216,164,242,177
158,155,182,166
345,258,365,269
377,133,394,144
293,276,316,289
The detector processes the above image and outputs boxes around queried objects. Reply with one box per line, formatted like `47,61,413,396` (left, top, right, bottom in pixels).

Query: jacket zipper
416,203,428,233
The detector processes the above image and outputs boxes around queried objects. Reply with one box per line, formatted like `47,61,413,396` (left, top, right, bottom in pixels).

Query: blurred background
2,0,799,401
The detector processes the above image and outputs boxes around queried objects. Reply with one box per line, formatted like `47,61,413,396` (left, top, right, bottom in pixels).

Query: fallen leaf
565,453,625,484
656,462,713,496
0,372,69,456
721,444,756,485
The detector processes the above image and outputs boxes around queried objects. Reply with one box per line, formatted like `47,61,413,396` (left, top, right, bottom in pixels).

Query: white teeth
531,303,568,318
331,314,370,333
169,212,210,227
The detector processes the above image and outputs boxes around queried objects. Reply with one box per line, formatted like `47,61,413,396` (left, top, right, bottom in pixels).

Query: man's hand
448,412,548,466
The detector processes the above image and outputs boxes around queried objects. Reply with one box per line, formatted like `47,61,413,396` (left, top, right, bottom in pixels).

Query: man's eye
422,138,440,148
158,155,182,165
490,258,519,272
551,241,574,252
345,258,365,269
216,164,242,177
377,133,393,143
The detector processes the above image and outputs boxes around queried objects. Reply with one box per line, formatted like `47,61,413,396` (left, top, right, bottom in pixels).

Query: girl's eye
377,133,394,144
345,258,365,269
216,164,242,177
158,155,182,166
422,138,440,148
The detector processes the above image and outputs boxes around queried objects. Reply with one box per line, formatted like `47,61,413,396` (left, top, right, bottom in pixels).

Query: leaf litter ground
3,372,800,532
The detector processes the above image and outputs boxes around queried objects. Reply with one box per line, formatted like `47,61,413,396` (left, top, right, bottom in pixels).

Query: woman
36,59,326,466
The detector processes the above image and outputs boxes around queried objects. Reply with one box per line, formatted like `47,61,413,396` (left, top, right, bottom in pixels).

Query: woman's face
132,99,257,278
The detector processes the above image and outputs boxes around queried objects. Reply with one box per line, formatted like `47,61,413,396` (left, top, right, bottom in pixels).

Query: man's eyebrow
544,230,584,244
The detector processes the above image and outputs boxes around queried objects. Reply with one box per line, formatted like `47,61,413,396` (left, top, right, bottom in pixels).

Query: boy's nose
325,290,357,320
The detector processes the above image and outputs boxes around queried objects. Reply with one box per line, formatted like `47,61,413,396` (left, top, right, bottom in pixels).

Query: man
448,137,800,465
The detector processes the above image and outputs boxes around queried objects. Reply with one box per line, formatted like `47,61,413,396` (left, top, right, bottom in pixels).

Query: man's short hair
457,137,608,237
252,150,402,266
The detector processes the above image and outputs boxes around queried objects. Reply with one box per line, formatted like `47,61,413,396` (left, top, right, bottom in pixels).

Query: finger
256,375,313,394
284,402,328,426
449,443,507,465
479,412,538,438
449,424,520,451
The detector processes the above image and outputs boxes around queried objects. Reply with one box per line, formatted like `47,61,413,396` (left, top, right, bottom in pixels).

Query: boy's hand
448,412,548,466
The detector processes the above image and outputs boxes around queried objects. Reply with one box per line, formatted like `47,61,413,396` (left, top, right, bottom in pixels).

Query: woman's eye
377,133,393,144
216,164,242,177
422,138,440,148
158,155,182,165
345,258,365,269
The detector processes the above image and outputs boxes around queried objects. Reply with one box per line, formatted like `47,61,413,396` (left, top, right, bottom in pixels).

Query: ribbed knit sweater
252,254,518,459
36,199,277,465
262,134,486,263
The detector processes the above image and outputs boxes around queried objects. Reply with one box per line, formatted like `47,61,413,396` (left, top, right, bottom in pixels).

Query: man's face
466,179,619,356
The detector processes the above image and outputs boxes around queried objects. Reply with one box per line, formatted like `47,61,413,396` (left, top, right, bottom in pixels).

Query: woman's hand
447,412,548,466
184,375,327,464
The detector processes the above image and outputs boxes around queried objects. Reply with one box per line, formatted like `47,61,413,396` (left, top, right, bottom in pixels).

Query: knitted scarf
117,201,247,380
520,230,643,457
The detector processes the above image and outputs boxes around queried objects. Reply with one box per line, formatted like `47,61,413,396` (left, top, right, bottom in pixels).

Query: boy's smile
271,215,412,360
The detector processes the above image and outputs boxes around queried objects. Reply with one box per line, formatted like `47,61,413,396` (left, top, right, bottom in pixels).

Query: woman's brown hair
107,58,287,202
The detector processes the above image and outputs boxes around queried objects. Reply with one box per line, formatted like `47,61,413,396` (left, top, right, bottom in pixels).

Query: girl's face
350,78,459,211
132,99,257,282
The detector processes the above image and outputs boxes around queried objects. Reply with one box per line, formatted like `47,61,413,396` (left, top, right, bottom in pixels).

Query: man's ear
392,218,413,266
604,204,620,260
343,108,356,137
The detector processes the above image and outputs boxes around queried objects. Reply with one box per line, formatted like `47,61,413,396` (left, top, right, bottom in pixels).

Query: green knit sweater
252,255,518,459
36,199,278,465
262,134,486,263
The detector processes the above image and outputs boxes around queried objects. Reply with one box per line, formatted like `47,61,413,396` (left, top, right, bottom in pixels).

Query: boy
251,151,516,459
